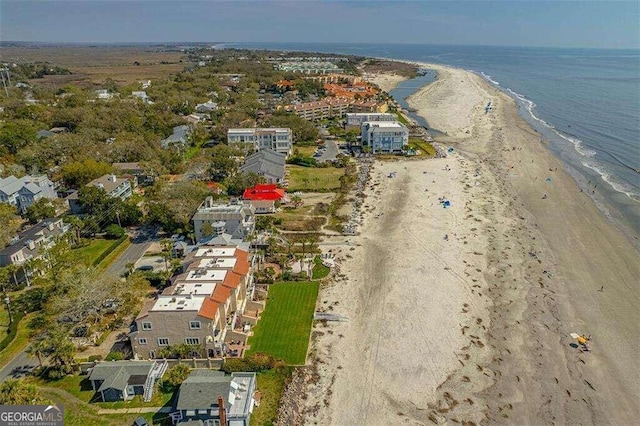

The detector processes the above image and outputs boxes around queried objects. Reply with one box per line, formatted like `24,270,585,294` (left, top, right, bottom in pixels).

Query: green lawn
293,145,318,157
0,314,33,369
312,256,330,280
73,239,115,266
250,367,294,426
247,282,319,365
287,165,344,192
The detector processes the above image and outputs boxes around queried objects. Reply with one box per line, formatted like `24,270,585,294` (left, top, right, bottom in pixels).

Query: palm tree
26,337,47,367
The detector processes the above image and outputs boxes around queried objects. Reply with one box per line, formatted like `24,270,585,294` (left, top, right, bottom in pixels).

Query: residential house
346,113,396,128
0,218,70,274
36,129,56,139
227,128,292,156
95,89,113,100
113,162,156,186
361,121,409,154
173,370,256,426
192,198,255,243
161,125,192,149
195,100,218,113
132,91,152,104
0,175,57,213
67,174,132,214
242,184,286,214
238,149,286,185
88,360,167,402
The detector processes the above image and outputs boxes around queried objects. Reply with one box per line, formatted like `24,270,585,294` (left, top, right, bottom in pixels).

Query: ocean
226,43,640,236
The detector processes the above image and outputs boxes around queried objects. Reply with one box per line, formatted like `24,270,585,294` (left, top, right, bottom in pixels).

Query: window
138,338,148,345
189,321,201,330
141,322,152,330
149,350,156,358
158,338,169,346
185,338,200,345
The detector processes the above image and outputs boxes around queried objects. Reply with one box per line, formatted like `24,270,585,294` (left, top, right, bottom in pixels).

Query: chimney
109,174,117,182
218,396,227,425
205,196,213,208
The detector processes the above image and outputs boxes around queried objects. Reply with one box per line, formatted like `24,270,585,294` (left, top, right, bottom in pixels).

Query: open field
247,282,319,365
287,166,344,192
1,45,188,87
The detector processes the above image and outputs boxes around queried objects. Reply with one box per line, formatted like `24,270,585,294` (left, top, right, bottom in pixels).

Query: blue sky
1,1,638,48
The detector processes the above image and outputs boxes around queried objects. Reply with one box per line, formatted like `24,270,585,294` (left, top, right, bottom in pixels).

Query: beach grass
409,137,436,157
287,165,344,192
312,256,331,280
250,367,294,426
246,282,319,365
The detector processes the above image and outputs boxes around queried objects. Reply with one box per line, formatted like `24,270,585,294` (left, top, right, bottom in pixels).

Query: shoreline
293,62,640,425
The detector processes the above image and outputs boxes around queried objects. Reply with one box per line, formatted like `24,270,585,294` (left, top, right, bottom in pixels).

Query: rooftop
194,247,237,258
197,257,237,269
168,282,216,297
186,269,227,282
152,295,206,312
365,121,407,129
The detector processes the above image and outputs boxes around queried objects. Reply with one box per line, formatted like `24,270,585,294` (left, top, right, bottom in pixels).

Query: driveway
318,139,339,162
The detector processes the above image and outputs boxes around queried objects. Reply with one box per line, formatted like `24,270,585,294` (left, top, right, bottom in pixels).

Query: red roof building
242,184,286,214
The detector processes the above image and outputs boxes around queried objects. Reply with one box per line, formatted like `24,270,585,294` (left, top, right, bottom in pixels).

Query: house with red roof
242,184,286,214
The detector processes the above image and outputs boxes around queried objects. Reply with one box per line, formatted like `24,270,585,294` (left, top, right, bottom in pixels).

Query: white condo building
227,128,292,156
346,112,396,127
361,121,409,154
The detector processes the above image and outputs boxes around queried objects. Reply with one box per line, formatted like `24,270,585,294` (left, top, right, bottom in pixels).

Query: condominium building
346,113,396,127
130,245,261,360
227,128,292,155
361,121,409,154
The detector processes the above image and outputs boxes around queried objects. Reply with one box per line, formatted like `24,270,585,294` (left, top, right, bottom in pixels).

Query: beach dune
298,63,640,425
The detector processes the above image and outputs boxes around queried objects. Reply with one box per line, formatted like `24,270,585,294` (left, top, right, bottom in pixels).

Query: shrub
222,352,281,373
161,364,191,392
105,224,126,239
105,351,124,361
88,355,103,362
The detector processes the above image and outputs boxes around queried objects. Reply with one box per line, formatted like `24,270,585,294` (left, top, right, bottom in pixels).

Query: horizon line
1,41,638,51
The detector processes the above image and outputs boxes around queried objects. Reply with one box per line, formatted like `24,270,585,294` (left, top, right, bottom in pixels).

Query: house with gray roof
0,217,69,268
88,360,167,402
161,125,192,149
0,175,57,213
192,198,255,243
173,370,256,426
238,149,286,185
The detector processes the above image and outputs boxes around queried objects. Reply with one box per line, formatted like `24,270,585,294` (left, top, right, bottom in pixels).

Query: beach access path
294,64,640,425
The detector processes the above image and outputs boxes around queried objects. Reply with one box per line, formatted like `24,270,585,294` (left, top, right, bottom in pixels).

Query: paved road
0,351,38,382
104,240,152,277
318,139,339,162
104,227,158,277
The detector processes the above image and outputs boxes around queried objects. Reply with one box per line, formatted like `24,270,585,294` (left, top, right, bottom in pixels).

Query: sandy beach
290,63,640,425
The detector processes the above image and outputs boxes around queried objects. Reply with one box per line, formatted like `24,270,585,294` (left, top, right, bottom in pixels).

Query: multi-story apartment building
192,198,255,243
130,245,260,360
227,128,292,156
346,112,396,127
361,121,409,154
